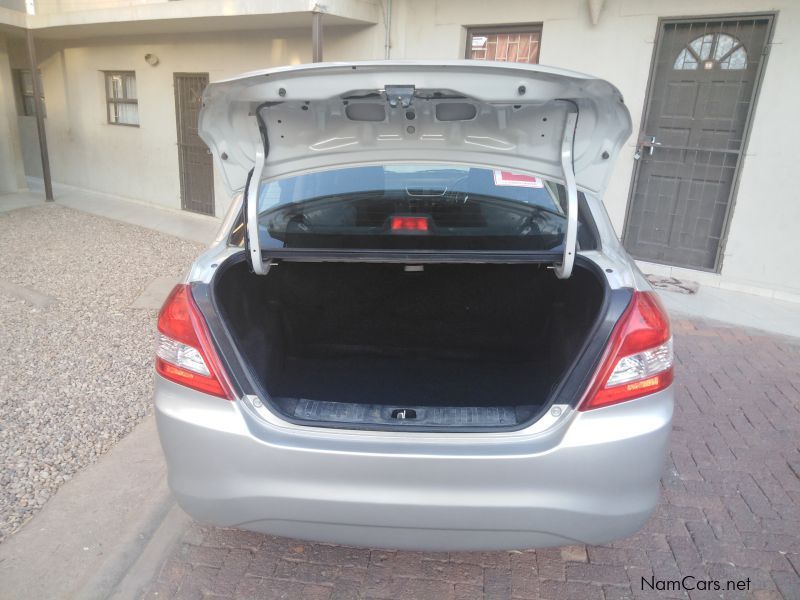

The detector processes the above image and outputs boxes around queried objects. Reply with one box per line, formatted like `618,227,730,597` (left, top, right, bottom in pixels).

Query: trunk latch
391,408,417,420
384,85,415,108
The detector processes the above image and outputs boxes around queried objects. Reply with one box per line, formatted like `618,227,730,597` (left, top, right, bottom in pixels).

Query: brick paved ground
144,318,800,600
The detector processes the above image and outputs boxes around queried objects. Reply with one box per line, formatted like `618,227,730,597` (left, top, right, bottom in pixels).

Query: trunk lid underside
199,61,632,280
199,61,631,196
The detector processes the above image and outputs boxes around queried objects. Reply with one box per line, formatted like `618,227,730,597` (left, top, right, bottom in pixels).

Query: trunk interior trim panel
197,251,630,433
286,398,518,427
260,248,568,264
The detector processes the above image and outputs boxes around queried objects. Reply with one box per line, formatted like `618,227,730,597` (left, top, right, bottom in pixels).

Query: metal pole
25,30,53,201
384,0,392,59
312,11,323,63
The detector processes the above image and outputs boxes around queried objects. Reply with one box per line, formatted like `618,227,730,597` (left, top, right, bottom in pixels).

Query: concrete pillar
0,33,27,193
312,11,323,62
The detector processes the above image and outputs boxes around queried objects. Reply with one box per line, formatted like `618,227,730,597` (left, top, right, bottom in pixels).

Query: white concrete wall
388,0,800,300
0,33,27,193
4,0,798,299
8,29,318,216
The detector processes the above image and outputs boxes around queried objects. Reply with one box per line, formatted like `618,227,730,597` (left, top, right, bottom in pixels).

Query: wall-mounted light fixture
144,53,159,66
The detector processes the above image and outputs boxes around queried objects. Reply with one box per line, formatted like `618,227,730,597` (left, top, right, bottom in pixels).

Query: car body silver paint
157,63,670,550
159,198,671,550
155,376,672,550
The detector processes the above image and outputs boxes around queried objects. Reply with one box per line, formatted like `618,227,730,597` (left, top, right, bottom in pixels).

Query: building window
14,69,45,117
674,33,748,71
104,71,139,126
466,25,542,64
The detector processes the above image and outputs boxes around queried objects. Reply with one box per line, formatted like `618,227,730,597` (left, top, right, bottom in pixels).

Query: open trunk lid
199,61,632,278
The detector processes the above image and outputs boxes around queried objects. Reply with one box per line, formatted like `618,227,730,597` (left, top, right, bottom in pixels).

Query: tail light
579,291,673,411
156,284,233,399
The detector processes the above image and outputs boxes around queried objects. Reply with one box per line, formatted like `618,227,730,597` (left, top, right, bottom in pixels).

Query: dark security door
175,73,214,216
623,17,772,271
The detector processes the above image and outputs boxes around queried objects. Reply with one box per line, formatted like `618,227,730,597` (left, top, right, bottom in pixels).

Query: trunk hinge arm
553,107,579,280
245,106,578,278
246,145,269,275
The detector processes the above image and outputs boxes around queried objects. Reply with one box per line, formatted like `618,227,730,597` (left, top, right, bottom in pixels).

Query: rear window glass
255,164,594,251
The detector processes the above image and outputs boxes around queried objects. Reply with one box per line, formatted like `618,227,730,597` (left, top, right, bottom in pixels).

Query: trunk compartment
214,259,607,429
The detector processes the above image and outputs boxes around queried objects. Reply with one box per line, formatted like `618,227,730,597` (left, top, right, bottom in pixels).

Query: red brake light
579,291,673,410
391,216,429,232
156,284,233,399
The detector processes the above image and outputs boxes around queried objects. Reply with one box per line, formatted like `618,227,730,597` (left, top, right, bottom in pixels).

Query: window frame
104,70,139,127
464,24,543,63
13,68,45,118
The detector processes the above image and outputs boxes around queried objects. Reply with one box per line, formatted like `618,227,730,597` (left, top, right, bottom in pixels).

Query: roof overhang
1,0,378,39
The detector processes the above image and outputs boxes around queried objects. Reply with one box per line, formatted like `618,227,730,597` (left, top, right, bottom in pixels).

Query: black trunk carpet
269,355,550,406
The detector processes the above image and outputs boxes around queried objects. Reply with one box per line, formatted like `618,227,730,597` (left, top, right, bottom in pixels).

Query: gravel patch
0,204,204,542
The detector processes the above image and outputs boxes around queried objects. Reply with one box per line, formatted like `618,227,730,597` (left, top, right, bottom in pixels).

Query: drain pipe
383,0,392,59
312,10,324,62
26,30,53,201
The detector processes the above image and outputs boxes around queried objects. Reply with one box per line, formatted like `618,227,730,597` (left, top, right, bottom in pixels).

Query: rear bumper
155,377,672,550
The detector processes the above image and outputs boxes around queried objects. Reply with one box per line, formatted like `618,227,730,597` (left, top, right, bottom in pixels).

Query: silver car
154,61,673,551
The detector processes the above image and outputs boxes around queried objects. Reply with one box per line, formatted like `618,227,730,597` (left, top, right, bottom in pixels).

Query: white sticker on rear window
493,170,544,188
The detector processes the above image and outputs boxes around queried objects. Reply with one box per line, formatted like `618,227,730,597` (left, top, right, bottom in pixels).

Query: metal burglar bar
465,25,541,64
105,71,139,126
623,16,773,271
15,69,45,117
174,73,214,216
